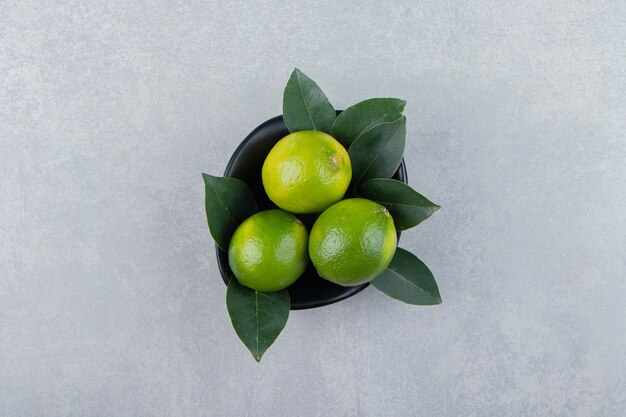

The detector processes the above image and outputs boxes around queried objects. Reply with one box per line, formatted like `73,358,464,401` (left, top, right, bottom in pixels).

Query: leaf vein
348,106,404,143
296,71,316,130
255,291,259,357
386,267,438,300
354,120,404,186
208,180,237,225
372,200,435,209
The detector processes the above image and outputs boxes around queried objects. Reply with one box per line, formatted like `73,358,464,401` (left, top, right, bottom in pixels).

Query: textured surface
1,1,625,416
309,198,397,286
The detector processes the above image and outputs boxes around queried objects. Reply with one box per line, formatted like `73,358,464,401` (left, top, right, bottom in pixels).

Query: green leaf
202,173,258,251
360,179,440,230
282,68,336,133
330,98,406,147
226,278,290,362
348,116,406,188
372,248,441,305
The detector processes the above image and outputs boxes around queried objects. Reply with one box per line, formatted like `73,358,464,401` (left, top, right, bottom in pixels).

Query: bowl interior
216,114,407,310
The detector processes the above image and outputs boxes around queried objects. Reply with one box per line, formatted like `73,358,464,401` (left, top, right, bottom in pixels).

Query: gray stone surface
1,1,625,416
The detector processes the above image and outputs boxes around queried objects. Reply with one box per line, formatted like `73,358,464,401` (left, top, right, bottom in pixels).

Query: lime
309,198,397,286
262,131,351,214
228,209,309,292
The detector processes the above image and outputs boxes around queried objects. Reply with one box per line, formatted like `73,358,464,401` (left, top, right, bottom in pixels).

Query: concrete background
1,1,625,416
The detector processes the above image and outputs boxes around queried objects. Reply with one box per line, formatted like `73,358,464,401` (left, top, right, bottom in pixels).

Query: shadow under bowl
216,113,408,310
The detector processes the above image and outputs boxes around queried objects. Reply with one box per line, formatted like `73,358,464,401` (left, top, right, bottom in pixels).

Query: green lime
262,131,351,214
228,209,309,292
309,198,397,286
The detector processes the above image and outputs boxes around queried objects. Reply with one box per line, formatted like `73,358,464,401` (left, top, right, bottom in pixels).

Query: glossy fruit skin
262,131,351,214
309,198,397,286
228,210,309,292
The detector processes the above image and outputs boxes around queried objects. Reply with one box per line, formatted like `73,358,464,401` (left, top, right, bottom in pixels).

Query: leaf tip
201,172,216,185
290,68,305,79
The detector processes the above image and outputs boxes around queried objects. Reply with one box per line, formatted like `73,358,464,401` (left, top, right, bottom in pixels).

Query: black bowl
216,113,408,310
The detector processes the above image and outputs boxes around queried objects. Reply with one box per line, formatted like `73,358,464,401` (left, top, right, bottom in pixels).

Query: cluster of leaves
203,69,441,361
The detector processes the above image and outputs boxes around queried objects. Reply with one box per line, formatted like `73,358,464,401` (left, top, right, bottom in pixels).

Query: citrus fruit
309,198,397,286
262,131,351,214
228,209,309,292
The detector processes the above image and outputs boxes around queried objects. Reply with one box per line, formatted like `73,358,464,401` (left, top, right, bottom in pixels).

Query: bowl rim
215,113,408,310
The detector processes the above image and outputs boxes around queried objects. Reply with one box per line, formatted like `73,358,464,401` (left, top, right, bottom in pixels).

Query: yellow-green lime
228,209,309,292
309,198,397,286
262,131,351,214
